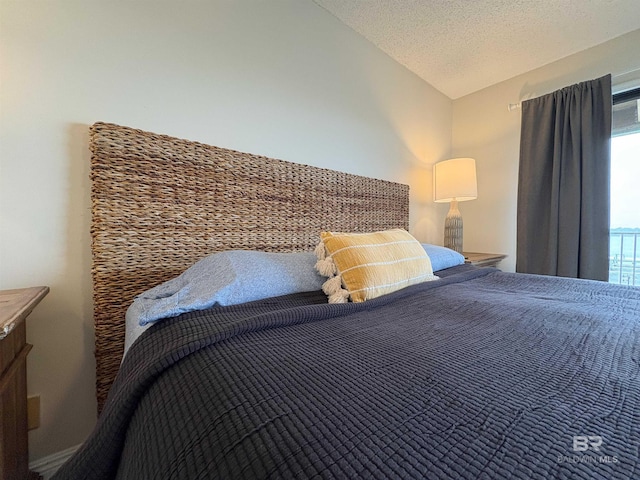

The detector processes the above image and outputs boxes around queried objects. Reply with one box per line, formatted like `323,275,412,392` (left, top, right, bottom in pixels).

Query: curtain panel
516,75,612,280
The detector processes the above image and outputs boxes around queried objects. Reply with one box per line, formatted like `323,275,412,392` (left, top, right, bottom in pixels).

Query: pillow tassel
322,274,343,296
315,256,336,277
328,288,349,304
314,241,326,260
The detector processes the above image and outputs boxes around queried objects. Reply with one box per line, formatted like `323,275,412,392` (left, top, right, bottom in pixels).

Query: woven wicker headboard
90,122,409,413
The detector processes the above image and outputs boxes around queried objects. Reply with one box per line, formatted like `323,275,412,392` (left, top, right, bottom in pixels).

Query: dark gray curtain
516,75,612,280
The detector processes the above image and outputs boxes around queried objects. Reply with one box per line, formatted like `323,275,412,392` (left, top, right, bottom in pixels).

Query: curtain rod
613,66,640,78
507,67,640,112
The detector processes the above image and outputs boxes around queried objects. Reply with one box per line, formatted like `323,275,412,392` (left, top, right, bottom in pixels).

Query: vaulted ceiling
313,0,640,99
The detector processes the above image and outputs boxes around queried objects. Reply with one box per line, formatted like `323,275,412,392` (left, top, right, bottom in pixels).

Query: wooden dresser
0,287,48,480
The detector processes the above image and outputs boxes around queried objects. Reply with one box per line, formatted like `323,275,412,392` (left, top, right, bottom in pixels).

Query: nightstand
463,252,507,268
0,286,49,480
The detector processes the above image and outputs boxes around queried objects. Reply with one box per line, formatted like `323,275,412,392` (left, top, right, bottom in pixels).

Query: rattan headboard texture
90,122,409,413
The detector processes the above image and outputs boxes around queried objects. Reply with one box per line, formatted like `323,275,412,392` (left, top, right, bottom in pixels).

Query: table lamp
433,158,477,253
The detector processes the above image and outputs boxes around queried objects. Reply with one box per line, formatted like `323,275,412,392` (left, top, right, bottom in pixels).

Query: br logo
573,436,603,452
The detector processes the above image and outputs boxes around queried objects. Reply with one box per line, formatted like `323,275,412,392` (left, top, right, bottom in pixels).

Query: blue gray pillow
421,244,465,271
126,245,462,330
127,250,325,327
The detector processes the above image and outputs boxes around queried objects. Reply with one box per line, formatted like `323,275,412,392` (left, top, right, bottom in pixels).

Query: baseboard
29,444,80,480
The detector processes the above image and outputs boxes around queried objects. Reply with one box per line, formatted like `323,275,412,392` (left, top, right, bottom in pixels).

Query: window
609,87,640,285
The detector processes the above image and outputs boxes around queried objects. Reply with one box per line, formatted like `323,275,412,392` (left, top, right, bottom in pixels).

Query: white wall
452,29,640,272
0,0,452,460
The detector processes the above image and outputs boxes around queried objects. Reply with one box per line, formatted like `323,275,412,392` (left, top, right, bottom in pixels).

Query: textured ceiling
313,0,640,99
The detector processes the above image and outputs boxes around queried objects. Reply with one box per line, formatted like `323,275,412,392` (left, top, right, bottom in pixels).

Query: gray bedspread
54,267,640,479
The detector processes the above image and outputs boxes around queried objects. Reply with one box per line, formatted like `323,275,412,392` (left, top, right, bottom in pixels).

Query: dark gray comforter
55,267,640,479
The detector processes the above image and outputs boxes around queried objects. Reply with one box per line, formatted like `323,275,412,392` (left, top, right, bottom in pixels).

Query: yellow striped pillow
315,229,439,303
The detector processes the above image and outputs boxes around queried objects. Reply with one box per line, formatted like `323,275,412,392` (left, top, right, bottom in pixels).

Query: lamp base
444,200,463,253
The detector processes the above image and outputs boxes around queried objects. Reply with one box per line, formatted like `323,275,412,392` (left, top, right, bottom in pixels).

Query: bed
54,123,640,480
